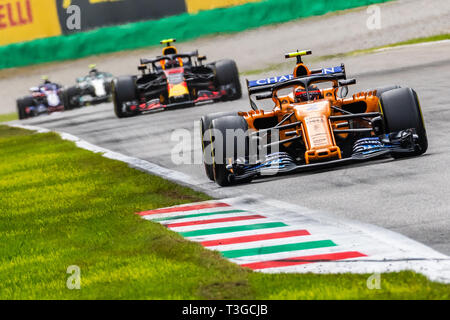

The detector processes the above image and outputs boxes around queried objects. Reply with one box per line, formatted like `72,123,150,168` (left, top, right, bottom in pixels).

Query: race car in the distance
16,77,66,120
62,65,113,109
201,50,428,186
112,39,242,118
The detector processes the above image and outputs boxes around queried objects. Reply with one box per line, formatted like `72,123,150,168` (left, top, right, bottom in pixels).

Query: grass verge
241,33,450,76
0,125,448,299
0,113,18,123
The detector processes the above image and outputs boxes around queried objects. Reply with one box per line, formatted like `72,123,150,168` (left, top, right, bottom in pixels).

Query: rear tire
201,111,239,180
210,115,249,186
214,59,242,101
16,96,34,120
112,76,138,118
379,87,428,157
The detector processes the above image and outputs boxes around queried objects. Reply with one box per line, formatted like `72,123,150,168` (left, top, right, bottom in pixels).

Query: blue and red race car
16,77,67,120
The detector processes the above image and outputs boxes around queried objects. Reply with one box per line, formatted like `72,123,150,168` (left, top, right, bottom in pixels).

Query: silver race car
63,65,113,109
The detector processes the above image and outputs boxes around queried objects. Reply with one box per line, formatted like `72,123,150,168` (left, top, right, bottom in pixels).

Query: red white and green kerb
137,201,367,271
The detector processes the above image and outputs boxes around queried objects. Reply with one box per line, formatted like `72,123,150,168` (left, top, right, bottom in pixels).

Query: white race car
63,65,113,109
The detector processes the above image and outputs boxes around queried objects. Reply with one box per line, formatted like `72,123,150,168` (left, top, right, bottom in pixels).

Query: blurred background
0,0,448,115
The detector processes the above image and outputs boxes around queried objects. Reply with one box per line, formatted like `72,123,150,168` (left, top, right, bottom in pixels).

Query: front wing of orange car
226,129,419,183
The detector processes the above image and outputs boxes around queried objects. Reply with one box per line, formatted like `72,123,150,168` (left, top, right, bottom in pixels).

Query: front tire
16,96,34,120
214,59,242,101
201,111,239,180
379,87,428,156
112,76,138,118
375,85,401,98
210,115,249,186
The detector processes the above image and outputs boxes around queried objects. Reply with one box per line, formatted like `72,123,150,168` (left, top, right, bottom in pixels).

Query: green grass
241,33,450,76
0,125,449,299
0,113,18,123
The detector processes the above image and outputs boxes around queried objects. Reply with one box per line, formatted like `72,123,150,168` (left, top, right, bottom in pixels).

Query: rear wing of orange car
247,64,347,92
246,72,351,110
247,48,345,90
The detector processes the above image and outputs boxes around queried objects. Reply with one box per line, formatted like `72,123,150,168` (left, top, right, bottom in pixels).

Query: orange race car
200,50,428,186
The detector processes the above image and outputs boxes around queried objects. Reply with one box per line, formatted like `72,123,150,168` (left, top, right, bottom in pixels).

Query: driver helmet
294,85,321,102
89,64,98,78
41,75,51,85
165,58,180,69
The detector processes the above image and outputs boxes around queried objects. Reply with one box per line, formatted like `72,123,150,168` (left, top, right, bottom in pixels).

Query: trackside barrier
0,0,62,46
0,0,391,69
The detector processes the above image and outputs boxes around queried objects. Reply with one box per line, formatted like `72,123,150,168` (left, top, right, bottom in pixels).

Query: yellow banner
0,0,61,46
185,0,262,13
62,0,125,9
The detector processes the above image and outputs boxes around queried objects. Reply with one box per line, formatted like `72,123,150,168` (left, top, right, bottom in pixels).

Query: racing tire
214,59,242,101
112,76,138,118
104,80,112,95
210,115,249,186
379,87,428,157
201,111,239,180
375,85,401,98
16,96,34,120
62,86,82,110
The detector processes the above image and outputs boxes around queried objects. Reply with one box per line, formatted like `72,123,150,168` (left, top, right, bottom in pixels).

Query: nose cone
169,83,189,98
294,100,331,121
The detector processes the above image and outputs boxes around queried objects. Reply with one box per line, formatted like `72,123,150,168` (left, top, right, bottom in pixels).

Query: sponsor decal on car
248,66,344,88
248,74,294,87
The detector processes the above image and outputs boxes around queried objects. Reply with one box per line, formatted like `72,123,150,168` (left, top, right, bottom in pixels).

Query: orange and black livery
201,50,428,186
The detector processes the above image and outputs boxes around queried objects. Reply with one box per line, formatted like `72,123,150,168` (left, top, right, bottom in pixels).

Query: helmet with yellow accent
285,50,312,77
159,39,184,69
161,38,178,55
88,64,99,77
41,75,51,84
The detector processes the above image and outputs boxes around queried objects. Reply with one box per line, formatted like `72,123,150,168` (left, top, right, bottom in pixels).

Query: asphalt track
10,40,450,257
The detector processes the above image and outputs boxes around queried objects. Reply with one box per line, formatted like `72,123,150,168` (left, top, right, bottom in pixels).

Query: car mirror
255,92,273,100
338,86,348,98
338,79,356,86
